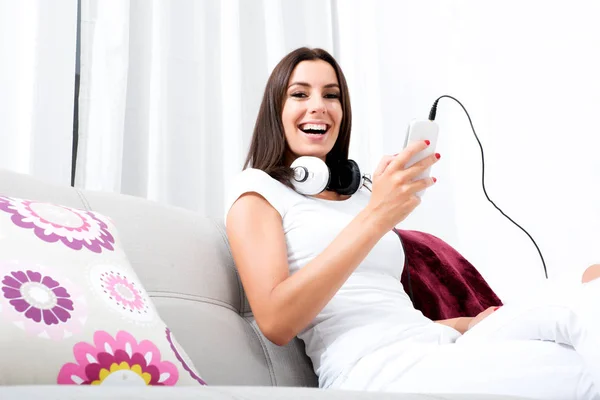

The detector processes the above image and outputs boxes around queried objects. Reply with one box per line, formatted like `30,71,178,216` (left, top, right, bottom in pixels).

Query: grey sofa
0,168,531,399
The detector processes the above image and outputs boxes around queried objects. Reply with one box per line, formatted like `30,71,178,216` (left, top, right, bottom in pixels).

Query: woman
224,46,600,399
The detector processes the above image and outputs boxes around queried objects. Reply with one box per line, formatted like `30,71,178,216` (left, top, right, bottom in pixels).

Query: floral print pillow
0,196,207,386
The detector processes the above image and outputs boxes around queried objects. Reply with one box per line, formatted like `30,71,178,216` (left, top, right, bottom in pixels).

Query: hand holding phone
402,120,439,196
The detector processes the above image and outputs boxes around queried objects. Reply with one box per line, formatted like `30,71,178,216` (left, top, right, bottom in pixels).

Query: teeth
301,123,327,131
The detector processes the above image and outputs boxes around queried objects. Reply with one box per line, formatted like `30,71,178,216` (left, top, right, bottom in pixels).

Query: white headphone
290,156,368,195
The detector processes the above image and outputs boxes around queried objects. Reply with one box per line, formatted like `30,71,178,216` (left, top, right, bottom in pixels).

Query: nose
308,96,326,114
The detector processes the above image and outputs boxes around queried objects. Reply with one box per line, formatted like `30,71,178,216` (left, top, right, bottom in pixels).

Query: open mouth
298,123,330,135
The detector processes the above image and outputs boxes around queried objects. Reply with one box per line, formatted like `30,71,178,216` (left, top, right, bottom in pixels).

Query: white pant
335,278,600,399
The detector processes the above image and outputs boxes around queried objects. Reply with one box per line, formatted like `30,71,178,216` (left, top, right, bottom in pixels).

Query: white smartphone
402,119,439,196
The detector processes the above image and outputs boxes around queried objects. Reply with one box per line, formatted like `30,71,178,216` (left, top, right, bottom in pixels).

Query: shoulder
224,168,297,222
230,168,280,186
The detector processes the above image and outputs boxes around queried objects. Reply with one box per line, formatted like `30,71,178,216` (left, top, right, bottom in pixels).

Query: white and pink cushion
0,195,206,386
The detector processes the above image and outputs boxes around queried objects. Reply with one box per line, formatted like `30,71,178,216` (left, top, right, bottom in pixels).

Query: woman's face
282,60,343,164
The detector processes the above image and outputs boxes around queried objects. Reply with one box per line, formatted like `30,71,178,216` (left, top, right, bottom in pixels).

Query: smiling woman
243,48,352,195
224,47,600,399
282,61,342,165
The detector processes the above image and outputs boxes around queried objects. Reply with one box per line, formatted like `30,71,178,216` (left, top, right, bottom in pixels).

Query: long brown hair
243,47,353,187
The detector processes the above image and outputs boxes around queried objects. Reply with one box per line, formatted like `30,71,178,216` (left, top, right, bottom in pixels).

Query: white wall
342,0,600,302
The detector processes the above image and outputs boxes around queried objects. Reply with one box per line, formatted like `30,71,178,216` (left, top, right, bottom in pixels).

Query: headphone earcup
328,159,362,195
290,156,331,195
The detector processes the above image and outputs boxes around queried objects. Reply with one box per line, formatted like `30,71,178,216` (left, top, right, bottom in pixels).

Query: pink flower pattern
90,266,154,323
57,330,179,386
0,261,87,340
0,196,114,253
101,271,146,312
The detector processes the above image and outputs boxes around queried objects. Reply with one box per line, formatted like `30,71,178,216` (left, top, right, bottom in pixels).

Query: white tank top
224,168,456,387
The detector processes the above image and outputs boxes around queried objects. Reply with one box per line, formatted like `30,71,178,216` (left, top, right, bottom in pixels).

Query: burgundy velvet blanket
394,229,502,321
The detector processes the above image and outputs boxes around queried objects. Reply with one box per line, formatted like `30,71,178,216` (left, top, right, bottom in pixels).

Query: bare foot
581,264,600,283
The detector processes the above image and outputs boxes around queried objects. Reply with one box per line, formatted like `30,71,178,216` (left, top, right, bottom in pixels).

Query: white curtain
76,0,338,215
0,0,78,185
77,0,600,302
76,0,456,215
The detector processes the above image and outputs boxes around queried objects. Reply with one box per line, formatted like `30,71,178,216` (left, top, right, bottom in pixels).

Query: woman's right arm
226,140,438,346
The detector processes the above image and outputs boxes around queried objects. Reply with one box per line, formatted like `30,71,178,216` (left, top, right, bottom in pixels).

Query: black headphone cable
428,95,548,280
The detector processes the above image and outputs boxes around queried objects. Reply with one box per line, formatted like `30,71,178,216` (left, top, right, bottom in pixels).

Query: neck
313,190,350,201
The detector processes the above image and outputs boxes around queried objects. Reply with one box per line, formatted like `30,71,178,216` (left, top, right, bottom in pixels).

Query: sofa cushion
0,195,207,387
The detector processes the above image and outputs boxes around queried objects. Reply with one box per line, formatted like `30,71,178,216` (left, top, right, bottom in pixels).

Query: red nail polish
493,307,500,311
432,177,437,183
424,140,430,145
435,153,441,159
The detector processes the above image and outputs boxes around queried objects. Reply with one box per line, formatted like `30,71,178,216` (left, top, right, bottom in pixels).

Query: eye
324,93,340,99
290,92,308,98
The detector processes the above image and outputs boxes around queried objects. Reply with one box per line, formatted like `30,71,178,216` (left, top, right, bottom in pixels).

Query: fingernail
493,307,500,311
435,153,441,159
432,177,437,183
424,140,430,145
